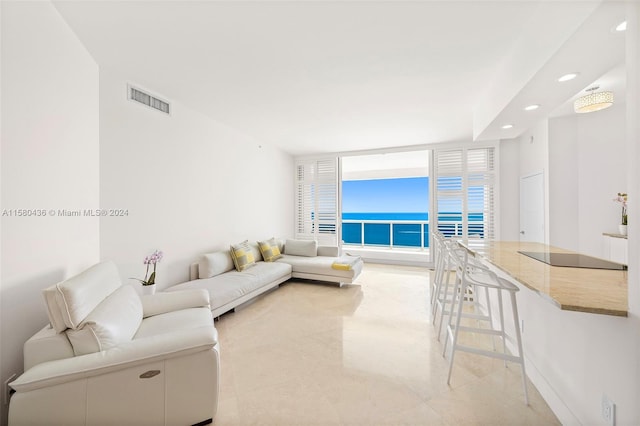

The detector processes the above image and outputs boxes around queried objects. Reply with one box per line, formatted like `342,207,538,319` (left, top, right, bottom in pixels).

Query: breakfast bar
460,240,628,317
453,240,634,424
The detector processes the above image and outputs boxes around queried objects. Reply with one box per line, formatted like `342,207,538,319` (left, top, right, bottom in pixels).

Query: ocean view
341,212,484,247
340,177,484,248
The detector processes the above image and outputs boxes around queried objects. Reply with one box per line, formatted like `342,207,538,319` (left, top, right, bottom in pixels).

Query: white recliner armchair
8,260,220,426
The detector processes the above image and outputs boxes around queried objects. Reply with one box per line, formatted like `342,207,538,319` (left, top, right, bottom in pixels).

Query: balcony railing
342,219,483,249
342,220,429,249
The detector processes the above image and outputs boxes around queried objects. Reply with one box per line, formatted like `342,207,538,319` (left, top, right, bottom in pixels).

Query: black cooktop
518,251,627,270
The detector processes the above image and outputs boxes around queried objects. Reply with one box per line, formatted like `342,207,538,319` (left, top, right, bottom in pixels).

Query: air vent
127,84,170,115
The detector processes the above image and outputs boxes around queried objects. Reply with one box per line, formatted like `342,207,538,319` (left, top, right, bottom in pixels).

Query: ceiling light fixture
524,104,539,111
574,86,614,113
501,124,513,129
558,73,579,82
615,21,627,32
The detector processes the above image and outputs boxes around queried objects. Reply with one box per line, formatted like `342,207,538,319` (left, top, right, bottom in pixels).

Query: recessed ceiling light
501,124,513,130
558,73,579,82
524,104,540,111
615,21,627,32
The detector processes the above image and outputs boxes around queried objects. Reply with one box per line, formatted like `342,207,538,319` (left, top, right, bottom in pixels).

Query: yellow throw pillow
230,240,256,271
257,238,282,262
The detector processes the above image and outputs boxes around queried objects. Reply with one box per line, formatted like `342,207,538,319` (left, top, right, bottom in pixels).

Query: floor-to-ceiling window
341,150,431,256
294,144,497,266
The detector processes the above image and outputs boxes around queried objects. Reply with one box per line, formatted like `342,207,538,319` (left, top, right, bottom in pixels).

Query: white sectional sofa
167,239,363,318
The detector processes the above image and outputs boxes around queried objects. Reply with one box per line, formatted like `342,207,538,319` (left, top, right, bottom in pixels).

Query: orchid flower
131,249,164,286
614,193,628,226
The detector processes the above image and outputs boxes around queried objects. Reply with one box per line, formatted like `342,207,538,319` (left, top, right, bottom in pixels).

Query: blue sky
342,177,429,213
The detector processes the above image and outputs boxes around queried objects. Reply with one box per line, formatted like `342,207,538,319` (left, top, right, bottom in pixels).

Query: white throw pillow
199,251,235,279
66,285,142,356
284,239,318,257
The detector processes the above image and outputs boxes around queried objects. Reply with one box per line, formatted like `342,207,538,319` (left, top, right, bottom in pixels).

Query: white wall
0,4,4,418
516,110,624,256
548,116,580,251
548,106,626,257
0,2,100,424
498,139,520,240
518,119,550,244
99,68,294,289
576,106,627,256
625,2,640,422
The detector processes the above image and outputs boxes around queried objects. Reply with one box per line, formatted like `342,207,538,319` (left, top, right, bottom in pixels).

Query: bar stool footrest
454,344,523,364
452,325,504,336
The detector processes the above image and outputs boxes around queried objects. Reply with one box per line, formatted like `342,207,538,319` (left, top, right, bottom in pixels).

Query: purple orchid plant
132,249,163,286
613,193,628,226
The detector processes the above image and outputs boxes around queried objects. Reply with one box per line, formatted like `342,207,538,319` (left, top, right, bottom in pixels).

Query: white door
520,172,545,243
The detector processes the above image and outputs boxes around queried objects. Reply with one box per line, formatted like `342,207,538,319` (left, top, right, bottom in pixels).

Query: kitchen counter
602,232,628,239
459,240,628,317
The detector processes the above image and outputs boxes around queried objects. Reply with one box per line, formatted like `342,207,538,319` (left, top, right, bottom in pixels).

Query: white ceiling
342,150,429,180
52,1,625,156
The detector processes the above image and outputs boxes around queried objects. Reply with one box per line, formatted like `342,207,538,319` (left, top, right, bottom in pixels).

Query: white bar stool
431,233,457,337
430,232,449,309
443,246,529,405
432,235,493,344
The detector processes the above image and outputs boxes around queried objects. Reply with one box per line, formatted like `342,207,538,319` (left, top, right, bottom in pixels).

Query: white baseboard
360,257,429,267
523,355,580,425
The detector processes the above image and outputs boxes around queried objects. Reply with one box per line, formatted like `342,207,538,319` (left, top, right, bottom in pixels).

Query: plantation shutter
295,157,338,245
467,148,496,240
434,146,496,240
434,150,465,237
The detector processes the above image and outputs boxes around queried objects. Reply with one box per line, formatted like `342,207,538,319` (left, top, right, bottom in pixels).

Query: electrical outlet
521,319,525,334
602,394,615,426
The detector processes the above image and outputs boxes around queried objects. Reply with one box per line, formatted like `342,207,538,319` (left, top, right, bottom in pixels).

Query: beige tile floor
213,263,560,425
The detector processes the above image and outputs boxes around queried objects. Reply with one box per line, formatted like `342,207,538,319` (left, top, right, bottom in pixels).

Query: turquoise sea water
341,212,484,247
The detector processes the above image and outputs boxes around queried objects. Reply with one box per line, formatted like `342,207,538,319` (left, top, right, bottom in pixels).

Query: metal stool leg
435,250,454,341
441,268,461,357
446,278,467,384
510,290,529,405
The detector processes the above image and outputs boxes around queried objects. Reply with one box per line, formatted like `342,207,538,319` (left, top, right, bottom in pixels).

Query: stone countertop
459,240,628,317
602,232,628,239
